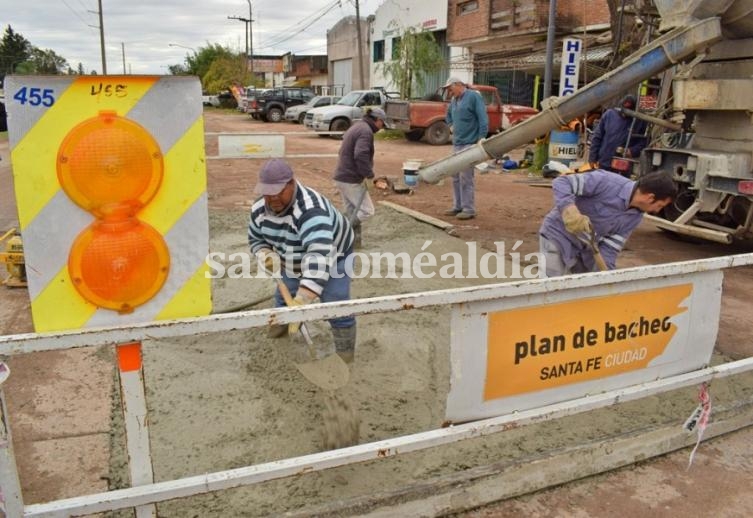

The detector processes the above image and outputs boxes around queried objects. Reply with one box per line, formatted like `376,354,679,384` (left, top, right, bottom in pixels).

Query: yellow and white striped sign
6,75,211,332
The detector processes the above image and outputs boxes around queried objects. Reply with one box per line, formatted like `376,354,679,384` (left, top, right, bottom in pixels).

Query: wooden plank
378,201,455,232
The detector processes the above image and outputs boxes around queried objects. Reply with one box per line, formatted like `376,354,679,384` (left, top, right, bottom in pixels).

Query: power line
262,0,342,49
269,0,339,40
59,0,95,29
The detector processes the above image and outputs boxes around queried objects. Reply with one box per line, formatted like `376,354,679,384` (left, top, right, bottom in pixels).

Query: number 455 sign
13,86,56,107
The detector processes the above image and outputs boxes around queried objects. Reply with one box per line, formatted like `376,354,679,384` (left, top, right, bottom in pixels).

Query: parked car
202,93,220,108
284,95,341,124
255,87,315,122
244,88,272,118
305,89,397,136
0,93,6,132
384,85,539,145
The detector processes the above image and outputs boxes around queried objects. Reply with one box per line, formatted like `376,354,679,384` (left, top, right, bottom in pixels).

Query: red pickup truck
384,84,538,145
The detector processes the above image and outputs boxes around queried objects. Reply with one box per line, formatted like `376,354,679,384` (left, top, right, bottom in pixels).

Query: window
458,0,479,15
373,40,385,62
391,37,401,60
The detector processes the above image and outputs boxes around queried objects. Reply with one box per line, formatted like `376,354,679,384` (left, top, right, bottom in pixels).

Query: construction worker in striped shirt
248,159,357,362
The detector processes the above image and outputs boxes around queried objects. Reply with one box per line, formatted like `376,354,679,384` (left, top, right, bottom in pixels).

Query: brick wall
558,0,610,28
448,0,611,44
448,0,491,43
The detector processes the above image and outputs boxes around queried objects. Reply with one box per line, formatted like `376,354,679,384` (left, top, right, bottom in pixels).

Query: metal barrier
204,131,342,160
2,254,753,516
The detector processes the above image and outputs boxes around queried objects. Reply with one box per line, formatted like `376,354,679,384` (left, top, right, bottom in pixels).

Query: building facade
327,15,371,94
446,0,612,107
369,0,469,98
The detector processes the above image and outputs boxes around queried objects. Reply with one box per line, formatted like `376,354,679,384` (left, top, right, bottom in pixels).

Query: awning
475,45,613,72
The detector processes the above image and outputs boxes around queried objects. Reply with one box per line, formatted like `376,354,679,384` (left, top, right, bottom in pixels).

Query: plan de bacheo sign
445,271,722,422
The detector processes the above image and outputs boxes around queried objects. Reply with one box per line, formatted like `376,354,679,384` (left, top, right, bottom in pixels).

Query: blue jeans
451,143,476,214
274,253,355,328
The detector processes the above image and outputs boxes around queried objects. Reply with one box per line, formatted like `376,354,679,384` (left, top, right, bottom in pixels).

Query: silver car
284,95,341,124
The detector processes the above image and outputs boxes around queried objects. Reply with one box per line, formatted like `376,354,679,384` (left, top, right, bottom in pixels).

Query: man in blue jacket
588,95,647,175
443,77,489,220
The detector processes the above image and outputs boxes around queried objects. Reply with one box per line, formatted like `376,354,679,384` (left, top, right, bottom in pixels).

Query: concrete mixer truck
418,0,753,244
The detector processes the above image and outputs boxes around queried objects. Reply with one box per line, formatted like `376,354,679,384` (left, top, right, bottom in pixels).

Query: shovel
578,229,609,272
274,278,350,391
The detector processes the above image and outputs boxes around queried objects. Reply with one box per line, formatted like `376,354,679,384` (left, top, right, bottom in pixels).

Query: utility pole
248,0,254,81
121,42,126,74
228,15,251,72
543,0,557,100
355,0,365,89
88,0,107,74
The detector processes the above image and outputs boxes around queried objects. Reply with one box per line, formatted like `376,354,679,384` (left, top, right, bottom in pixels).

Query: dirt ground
2,109,753,517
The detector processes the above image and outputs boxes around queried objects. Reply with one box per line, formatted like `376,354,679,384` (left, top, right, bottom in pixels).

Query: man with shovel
538,169,676,277
248,159,357,363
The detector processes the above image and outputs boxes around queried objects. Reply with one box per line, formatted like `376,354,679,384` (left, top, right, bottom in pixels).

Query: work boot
267,323,288,339
443,208,461,216
456,211,475,220
352,222,362,249
332,325,356,363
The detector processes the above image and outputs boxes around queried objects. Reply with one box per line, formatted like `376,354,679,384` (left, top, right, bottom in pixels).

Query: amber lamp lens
57,111,163,217
68,217,170,313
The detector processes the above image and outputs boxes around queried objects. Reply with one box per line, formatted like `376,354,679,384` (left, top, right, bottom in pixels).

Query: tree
606,0,649,69
202,53,252,94
185,43,235,80
166,64,188,75
0,25,32,82
377,24,445,99
29,48,68,74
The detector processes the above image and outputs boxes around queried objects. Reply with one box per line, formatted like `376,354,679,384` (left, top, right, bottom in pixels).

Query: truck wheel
405,129,425,142
267,107,283,122
330,119,350,139
426,121,450,145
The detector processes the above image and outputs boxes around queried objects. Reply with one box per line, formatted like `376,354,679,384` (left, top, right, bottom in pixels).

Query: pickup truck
305,89,397,136
254,87,315,122
202,93,220,107
384,85,538,145
284,95,341,123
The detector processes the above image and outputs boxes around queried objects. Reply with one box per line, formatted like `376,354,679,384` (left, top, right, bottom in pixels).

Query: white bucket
403,160,423,187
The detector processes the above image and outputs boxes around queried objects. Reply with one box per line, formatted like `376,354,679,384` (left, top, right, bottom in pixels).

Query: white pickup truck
305,89,396,136
202,94,220,108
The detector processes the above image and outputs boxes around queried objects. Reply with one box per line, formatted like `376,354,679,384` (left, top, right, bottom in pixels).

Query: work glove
255,249,280,276
561,205,592,235
288,287,318,335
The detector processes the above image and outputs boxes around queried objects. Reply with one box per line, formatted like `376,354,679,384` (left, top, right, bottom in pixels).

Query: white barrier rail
204,131,341,160
2,253,753,517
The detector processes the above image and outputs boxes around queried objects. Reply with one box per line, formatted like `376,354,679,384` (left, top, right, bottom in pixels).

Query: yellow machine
0,229,27,288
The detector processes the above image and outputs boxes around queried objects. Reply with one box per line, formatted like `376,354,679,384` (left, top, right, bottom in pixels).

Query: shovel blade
295,354,350,391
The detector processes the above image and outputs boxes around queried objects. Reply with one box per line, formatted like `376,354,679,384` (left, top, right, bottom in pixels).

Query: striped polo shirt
248,181,354,294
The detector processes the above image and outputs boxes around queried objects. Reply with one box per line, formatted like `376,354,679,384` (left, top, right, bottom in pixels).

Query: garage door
333,58,353,95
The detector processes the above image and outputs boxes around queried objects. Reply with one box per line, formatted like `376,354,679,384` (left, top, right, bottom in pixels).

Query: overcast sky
2,0,379,74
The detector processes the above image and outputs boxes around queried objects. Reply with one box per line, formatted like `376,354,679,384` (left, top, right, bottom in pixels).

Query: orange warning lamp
57,111,163,218
68,210,170,313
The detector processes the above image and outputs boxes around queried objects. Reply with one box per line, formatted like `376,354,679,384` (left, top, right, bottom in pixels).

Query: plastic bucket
403,170,418,187
548,130,579,166
403,160,422,187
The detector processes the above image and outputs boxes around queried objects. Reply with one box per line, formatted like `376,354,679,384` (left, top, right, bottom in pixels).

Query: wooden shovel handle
593,250,609,272
275,278,296,307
